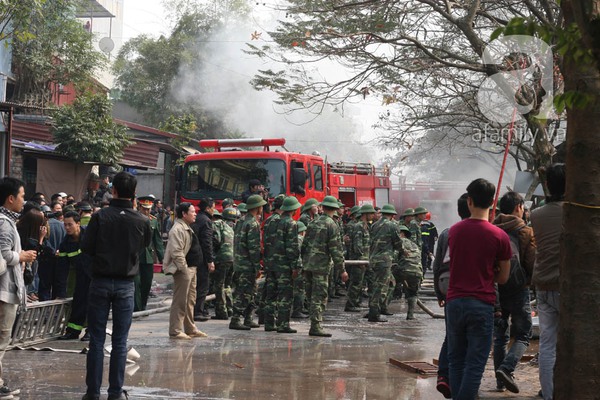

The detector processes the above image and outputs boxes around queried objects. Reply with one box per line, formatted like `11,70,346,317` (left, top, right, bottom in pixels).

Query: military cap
413,206,429,215
237,203,247,213
400,208,415,217
138,195,155,209
213,209,222,217
222,207,238,221
301,198,319,212
337,199,345,208
350,205,361,216
360,204,376,214
76,201,92,212
222,198,235,208
245,194,267,210
297,221,307,233
320,195,340,209
272,194,286,210
281,196,302,212
380,204,398,215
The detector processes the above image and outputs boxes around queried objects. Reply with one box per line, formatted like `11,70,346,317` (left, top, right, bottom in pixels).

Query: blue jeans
86,278,135,398
493,288,532,379
537,290,559,400
438,307,449,379
446,298,494,400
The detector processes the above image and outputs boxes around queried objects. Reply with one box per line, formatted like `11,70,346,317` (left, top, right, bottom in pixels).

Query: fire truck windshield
182,159,286,200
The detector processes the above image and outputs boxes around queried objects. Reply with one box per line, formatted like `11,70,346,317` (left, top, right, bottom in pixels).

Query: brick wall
10,148,23,179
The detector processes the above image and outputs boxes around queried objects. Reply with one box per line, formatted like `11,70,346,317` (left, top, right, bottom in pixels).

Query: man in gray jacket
0,177,37,398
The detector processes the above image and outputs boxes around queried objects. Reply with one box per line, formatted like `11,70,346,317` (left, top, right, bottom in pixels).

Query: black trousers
194,263,210,316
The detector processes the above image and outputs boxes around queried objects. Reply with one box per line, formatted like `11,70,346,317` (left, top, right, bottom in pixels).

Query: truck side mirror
291,168,307,195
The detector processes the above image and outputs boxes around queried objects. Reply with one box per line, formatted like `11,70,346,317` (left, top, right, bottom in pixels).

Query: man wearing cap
368,204,403,323
301,195,348,337
261,194,285,328
212,208,236,319
135,196,165,312
345,204,375,312
292,221,308,318
229,194,267,330
264,196,301,333
396,225,423,320
77,202,93,227
299,198,319,227
400,208,415,228
411,206,427,251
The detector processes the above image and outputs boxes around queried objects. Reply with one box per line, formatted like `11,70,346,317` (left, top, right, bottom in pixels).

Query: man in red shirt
446,178,511,399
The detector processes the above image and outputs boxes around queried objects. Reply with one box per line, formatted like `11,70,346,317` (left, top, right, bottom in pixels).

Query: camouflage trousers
396,271,421,299
364,266,374,298
231,267,258,321
345,264,367,308
304,271,329,324
212,261,233,317
292,273,306,314
368,264,391,315
264,269,295,328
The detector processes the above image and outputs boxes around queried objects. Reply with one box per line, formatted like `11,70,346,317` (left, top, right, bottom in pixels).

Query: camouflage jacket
344,219,357,259
298,212,313,227
139,216,164,264
270,215,300,272
262,212,281,271
233,213,262,272
297,234,304,269
369,217,403,267
352,220,370,261
398,237,423,276
301,214,344,274
409,219,423,249
213,219,234,264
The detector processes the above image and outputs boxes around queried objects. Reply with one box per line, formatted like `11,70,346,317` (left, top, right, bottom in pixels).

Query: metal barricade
9,298,72,349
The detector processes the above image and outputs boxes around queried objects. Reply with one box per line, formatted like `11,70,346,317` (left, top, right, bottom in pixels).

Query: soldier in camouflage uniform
396,225,423,319
211,208,235,320
299,198,319,227
344,206,361,259
368,204,403,323
328,200,346,299
409,207,424,251
400,208,415,227
229,195,266,330
261,194,286,328
302,195,348,337
263,197,302,333
292,221,308,318
345,204,375,312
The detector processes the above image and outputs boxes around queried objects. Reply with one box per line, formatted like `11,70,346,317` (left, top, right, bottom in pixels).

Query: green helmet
413,206,428,215
246,194,267,210
400,208,415,217
212,209,222,217
237,203,247,213
399,224,411,236
350,205,361,216
360,204,376,214
222,207,238,221
337,199,345,208
320,195,340,209
297,221,307,233
380,204,398,215
281,196,302,212
222,198,234,208
301,198,319,213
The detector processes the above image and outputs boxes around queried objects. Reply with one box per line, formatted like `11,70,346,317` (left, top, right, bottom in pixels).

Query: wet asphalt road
4,290,541,399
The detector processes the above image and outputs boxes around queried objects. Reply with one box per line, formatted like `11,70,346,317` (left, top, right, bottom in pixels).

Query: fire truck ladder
328,161,389,176
9,299,72,348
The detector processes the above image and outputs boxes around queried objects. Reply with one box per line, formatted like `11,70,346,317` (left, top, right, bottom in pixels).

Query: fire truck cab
178,138,390,210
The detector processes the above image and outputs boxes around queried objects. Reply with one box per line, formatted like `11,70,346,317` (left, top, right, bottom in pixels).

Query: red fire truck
177,138,391,210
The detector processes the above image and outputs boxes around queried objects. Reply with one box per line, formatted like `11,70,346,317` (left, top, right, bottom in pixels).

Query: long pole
491,108,517,221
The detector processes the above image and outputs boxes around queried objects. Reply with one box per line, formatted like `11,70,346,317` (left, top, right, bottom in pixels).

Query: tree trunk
555,1,600,398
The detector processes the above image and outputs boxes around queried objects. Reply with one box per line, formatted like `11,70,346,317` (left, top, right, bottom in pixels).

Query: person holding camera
241,179,271,214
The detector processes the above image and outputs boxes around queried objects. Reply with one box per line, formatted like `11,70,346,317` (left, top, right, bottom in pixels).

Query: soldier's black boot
406,297,417,320
309,322,332,337
277,324,297,334
244,314,260,328
264,316,277,332
229,317,251,330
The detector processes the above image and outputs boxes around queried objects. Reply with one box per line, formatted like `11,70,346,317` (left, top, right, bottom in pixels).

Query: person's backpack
499,228,528,293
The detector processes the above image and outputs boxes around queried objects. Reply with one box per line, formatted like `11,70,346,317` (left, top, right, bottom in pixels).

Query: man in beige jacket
165,202,207,339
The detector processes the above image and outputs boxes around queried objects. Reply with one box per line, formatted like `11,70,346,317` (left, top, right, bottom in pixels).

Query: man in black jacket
81,172,151,400
192,198,215,321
